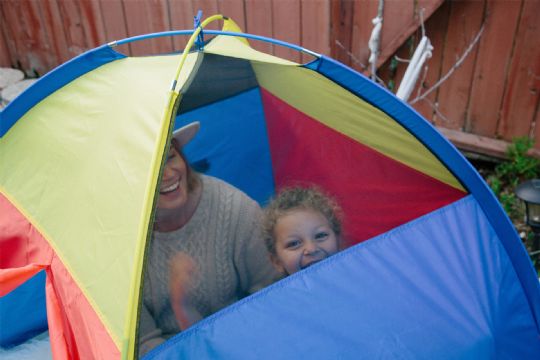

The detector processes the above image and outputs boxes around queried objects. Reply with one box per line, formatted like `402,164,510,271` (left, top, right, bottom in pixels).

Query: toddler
262,186,343,276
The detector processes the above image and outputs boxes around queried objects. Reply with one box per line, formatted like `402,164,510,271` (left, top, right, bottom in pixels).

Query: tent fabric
0,271,47,347
145,195,540,359
0,19,539,359
177,87,274,204
0,45,126,137
0,192,119,358
0,52,203,353
260,87,466,243
250,61,463,191
314,56,540,323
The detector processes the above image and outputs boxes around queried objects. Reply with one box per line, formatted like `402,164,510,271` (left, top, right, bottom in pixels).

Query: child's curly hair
262,186,343,256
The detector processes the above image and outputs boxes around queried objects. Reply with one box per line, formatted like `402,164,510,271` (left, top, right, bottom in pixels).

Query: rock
0,68,24,90
1,79,37,103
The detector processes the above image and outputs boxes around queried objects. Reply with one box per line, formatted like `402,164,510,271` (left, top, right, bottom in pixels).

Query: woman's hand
168,252,202,330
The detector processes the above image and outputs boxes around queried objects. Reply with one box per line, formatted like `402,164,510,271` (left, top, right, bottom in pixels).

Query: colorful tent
1,15,539,359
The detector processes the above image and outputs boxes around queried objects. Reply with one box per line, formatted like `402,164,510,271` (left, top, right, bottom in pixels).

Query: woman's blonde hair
262,186,343,256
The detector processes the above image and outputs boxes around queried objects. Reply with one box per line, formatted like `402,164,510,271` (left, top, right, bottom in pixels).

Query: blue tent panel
178,87,274,205
0,271,47,347
145,195,540,359
316,56,540,325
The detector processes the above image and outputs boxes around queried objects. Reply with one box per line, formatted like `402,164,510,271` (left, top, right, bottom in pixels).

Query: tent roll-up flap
1,14,539,359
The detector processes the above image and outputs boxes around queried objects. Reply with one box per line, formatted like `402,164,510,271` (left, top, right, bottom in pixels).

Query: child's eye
285,239,301,249
315,232,329,241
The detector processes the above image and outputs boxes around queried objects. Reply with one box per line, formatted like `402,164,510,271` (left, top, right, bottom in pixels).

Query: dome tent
1,14,539,359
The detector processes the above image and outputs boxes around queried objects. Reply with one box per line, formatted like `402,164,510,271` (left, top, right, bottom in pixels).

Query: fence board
466,0,520,137
218,0,246,32
350,0,377,73
192,0,220,29
272,0,301,63
378,0,415,70
168,0,194,52
5,0,58,76
411,0,451,122
301,0,330,63
39,1,71,66
99,0,129,51
330,0,353,66
377,0,443,70
2,1,29,72
434,0,484,130
57,0,89,57
1,0,539,157
123,0,173,56
0,3,15,68
78,0,107,48
0,22,10,68
244,0,273,54
497,0,540,141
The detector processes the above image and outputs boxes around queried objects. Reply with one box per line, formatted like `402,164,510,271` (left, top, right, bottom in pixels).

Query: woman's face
157,146,189,211
272,209,339,275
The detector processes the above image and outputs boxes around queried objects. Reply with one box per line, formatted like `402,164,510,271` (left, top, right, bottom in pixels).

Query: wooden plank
350,0,378,73
0,15,11,68
148,0,174,54
57,0,89,58
99,0,129,45
3,0,33,73
379,0,415,71
244,0,273,54
411,0,451,122
377,0,444,68
4,0,58,76
78,0,108,48
38,0,71,66
272,0,301,63
168,0,194,52
123,0,173,56
330,0,354,66
438,126,540,160
0,2,18,68
433,0,484,130
192,0,219,30
218,0,247,32
497,0,540,141
466,0,520,137
301,0,330,63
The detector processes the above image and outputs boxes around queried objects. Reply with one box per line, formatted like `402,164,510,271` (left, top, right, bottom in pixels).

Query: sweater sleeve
138,303,166,357
234,199,279,294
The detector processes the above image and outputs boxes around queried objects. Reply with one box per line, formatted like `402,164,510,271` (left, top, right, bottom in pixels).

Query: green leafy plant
487,137,540,222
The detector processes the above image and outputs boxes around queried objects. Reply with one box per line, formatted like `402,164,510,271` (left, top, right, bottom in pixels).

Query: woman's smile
160,180,180,194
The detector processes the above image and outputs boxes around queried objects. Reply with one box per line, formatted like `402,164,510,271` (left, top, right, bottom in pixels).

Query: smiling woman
138,122,278,357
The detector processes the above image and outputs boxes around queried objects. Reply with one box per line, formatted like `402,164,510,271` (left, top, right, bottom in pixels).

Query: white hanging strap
396,36,433,101
368,16,383,67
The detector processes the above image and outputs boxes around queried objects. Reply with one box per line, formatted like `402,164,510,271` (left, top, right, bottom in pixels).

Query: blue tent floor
0,332,51,360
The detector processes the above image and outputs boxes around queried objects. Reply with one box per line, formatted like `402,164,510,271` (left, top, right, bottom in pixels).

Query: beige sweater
138,175,277,356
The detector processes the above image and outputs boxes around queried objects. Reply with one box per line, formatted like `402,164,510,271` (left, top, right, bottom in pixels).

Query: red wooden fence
1,0,539,155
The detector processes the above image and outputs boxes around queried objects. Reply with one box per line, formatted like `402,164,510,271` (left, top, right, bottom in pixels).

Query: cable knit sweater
138,175,277,356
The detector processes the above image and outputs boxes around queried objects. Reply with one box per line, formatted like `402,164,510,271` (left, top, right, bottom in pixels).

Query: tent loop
171,14,227,92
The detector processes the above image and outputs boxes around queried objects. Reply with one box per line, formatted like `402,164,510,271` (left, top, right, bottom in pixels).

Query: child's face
272,209,339,275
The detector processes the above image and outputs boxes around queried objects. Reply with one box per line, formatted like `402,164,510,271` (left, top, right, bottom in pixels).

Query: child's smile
272,209,339,275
